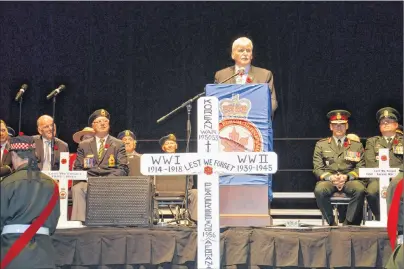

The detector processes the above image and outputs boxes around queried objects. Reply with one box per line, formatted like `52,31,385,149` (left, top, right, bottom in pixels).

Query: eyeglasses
93,119,109,125
380,120,395,125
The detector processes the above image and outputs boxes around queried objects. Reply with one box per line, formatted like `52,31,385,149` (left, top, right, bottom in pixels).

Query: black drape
0,2,402,201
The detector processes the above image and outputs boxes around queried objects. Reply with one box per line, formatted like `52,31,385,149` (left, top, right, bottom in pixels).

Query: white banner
359,168,399,178
140,152,277,175
42,170,87,180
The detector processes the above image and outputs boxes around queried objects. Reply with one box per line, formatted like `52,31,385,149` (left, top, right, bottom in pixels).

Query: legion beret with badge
9,135,36,152
376,107,400,123
159,133,177,146
88,109,110,126
117,130,136,140
326,109,351,123
7,126,15,137
73,127,95,143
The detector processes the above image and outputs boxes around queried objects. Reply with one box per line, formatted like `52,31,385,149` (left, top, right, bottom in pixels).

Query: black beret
88,109,110,125
117,130,136,140
159,133,177,146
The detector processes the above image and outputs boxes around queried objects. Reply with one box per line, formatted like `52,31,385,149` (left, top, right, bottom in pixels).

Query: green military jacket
365,134,403,169
313,137,365,180
1,166,60,269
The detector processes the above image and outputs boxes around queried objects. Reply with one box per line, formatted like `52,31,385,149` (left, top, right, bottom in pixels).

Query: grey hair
232,37,253,52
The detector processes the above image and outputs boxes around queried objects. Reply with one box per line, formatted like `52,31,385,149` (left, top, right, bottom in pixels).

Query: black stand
156,91,205,226
18,97,23,134
50,96,57,171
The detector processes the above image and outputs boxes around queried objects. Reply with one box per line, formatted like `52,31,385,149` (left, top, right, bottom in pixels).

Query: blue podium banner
205,84,273,199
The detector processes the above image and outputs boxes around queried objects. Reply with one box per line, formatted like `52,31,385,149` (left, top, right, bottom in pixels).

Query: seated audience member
313,110,366,226
33,115,69,171
71,109,128,222
118,130,141,176
365,107,403,220
0,120,13,177
159,134,198,222
117,130,140,158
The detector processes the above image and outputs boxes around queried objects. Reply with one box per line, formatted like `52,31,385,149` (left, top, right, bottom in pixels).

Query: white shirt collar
333,136,346,144
383,135,395,141
235,64,251,74
96,135,109,144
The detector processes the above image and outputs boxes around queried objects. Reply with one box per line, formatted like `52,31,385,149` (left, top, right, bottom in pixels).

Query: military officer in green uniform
313,110,366,226
1,135,60,269
365,107,403,221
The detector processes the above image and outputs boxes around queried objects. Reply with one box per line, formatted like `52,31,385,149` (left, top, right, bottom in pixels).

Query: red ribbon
1,181,59,269
387,179,403,250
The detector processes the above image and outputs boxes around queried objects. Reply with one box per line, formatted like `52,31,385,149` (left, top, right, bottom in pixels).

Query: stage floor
53,226,392,269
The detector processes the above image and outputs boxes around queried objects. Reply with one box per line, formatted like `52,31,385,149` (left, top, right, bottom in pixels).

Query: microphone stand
156,73,241,225
157,90,205,226
18,97,23,134
50,96,57,171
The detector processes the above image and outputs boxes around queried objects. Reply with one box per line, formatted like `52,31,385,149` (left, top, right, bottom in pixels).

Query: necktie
337,139,342,150
43,141,52,171
387,137,392,144
98,138,105,159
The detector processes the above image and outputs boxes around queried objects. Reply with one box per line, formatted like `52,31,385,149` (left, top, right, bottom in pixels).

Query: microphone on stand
46,85,66,100
14,84,28,101
217,67,245,84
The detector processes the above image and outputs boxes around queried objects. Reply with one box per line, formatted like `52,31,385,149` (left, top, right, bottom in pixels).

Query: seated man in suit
365,107,403,220
313,110,366,226
118,130,141,176
33,115,69,171
71,109,128,222
0,120,13,178
214,36,278,116
159,134,198,222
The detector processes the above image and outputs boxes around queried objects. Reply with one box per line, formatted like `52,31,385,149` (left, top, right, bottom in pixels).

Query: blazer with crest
214,65,278,114
32,135,69,171
313,137,365,181
73,135,128,177
0,142,12,177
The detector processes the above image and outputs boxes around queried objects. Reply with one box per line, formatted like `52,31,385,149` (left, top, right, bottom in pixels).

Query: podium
206,83,273,226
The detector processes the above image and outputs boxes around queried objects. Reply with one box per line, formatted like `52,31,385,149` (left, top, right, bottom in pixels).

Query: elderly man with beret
71,109,128,222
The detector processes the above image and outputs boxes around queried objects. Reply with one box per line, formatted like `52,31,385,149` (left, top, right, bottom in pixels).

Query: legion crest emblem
218,94,263,152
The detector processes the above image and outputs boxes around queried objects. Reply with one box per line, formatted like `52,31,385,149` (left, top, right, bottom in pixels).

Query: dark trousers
314,180,366,225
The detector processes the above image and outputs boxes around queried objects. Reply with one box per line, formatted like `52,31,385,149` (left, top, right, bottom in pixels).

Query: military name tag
345,151,360,162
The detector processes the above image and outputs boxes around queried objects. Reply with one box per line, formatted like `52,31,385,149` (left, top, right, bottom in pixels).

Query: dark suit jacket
214,65,278,115
32,135,69,171
0,142,12,177
73,135,128,177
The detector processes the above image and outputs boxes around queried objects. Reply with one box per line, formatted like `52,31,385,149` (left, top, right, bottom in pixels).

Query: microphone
217,67,245,84
14,84,28,101
46,85,66,100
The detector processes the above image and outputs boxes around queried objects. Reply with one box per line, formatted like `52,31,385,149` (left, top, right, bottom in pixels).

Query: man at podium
214,37,278,116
